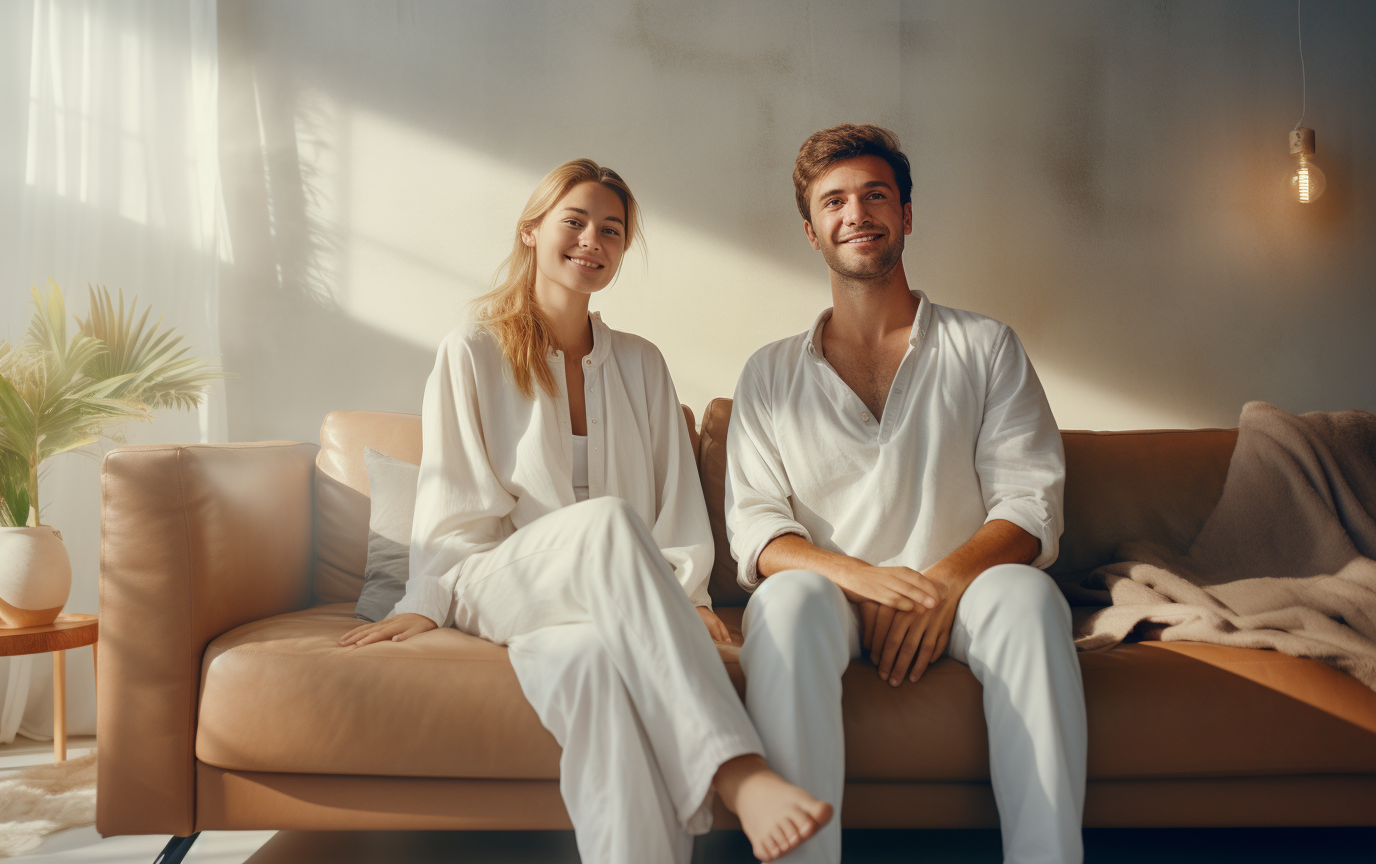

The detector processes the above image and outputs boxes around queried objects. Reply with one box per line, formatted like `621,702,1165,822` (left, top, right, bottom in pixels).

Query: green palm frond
0,280,220,525
27,283,109,415
78,285,223,411
0,348,38,462
0,448,29,527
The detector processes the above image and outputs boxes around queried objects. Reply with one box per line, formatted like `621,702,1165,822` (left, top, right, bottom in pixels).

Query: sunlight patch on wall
338,107,536,349
1038,365,1197,431
593,215,828,413
312,107,1193,429
313,104,827,407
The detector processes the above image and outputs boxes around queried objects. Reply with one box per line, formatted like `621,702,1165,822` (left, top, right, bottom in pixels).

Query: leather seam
176,448,198,834
205,651,521,663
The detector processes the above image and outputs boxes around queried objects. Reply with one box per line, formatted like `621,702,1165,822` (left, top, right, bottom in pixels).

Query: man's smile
839,232,884,245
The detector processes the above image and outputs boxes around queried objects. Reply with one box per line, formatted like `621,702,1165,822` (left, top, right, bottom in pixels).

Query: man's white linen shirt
392,313,715,628
725,290,1065,590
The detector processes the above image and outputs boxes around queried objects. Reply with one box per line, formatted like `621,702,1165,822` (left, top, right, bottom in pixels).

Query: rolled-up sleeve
643,349,716,608
975,327,1065,569
724,363,811,592
394,334,515,628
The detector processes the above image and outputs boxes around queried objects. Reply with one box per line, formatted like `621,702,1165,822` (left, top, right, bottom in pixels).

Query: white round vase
0,526,72,629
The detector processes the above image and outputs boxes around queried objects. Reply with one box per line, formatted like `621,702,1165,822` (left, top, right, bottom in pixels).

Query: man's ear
803,219,821,251
903,201,913,236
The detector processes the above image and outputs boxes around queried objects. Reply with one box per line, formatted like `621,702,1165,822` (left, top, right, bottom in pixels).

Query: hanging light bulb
1286,3,1325,204
1289,127,1326,204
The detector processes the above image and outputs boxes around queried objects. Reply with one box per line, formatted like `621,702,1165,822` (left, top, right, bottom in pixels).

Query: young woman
339,159,831,863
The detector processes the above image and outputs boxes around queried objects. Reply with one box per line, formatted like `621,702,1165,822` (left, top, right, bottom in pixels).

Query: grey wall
218,0,1376,441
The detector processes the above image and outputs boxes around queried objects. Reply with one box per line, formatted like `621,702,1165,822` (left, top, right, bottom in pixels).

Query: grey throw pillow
355,447,421,622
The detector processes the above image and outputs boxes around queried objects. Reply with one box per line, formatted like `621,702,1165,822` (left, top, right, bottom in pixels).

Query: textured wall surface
218,0,1376,439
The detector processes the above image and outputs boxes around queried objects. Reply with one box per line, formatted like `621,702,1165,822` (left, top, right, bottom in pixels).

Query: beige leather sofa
97,401,1376,850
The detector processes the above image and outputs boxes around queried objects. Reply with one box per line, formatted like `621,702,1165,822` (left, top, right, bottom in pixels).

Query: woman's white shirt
393,313,714,628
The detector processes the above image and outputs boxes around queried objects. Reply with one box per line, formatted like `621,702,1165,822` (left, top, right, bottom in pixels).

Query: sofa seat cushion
722,610,1376,782
198,603,563,779
828,608,1376,782
198,604,1376,782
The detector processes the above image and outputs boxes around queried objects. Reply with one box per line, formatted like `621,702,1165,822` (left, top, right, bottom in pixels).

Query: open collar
803,289,932,360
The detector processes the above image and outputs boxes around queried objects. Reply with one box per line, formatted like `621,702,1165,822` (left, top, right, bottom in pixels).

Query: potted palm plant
0,281,220,628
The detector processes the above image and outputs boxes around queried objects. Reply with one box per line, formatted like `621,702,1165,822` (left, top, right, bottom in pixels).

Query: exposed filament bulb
1289,128,1326,204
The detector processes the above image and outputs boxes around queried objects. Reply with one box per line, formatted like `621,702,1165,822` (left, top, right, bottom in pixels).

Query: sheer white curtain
0,0,225,744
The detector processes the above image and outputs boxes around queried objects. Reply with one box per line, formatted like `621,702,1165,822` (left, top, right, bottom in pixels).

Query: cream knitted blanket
1074,401,1376,688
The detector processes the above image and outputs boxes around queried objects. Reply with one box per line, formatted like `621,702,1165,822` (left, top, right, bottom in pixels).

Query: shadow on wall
218,1,1376,442
898,1,1376,428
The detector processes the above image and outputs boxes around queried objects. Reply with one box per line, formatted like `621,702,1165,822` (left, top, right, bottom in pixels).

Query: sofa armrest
97,441,318,837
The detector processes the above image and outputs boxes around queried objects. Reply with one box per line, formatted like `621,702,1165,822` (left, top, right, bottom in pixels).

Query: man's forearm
758,518,1040,592
925,518,1041,589
757,532,866,583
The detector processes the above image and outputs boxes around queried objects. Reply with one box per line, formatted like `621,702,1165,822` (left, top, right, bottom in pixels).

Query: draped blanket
1074,402,1376,689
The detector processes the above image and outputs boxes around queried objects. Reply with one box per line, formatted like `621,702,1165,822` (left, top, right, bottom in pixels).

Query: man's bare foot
714,754,833,861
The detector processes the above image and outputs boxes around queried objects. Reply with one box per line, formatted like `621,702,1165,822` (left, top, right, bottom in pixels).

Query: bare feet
713,754,833,861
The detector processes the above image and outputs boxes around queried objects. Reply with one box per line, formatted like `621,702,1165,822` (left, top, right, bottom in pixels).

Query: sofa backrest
312,406,700,606
314,403,1237,608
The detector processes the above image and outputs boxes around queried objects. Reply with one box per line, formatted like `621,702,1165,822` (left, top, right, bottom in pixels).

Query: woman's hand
339,613,438,648
696,606,732,644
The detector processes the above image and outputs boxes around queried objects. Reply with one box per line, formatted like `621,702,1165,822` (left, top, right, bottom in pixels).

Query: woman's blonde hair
472,158,639,399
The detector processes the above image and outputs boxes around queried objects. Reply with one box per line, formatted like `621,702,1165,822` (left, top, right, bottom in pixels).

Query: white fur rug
0,752,96,858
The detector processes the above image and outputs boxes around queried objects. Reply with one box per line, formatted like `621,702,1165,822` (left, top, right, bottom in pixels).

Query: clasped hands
833,562,970,687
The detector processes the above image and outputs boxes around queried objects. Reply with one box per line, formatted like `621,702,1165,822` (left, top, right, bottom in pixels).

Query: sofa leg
153,832,201,864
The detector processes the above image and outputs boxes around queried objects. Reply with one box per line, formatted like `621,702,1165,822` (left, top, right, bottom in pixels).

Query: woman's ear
520,224,538,248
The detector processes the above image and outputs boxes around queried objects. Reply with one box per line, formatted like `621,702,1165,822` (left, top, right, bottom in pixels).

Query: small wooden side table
0,613,98,761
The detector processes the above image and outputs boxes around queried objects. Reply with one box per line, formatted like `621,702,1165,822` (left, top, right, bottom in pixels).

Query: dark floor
238,827,1376,863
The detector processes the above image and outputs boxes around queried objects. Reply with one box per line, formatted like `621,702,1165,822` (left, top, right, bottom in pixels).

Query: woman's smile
566,254,605,270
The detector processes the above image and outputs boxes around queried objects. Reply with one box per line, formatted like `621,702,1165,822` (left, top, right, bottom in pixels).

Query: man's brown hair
792,123,912,221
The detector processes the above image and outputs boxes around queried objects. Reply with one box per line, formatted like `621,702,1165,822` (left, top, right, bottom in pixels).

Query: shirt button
591,418,597,424
584,358,592,366
861,412,870,422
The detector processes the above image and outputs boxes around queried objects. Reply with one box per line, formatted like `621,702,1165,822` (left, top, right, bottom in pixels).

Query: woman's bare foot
713,754,833,861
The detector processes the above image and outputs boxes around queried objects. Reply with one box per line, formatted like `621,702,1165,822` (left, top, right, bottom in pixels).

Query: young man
725,124,1087,864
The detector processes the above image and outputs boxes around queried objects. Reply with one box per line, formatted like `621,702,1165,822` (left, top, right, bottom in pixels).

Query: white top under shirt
572,435,590,502
724,290,1065,591
392,313,715,628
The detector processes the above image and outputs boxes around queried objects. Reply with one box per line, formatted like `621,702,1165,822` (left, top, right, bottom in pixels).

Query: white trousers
452,497,764,864
740,565,1087,864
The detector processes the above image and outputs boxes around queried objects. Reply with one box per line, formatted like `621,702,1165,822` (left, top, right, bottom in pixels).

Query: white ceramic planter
0,526,72,629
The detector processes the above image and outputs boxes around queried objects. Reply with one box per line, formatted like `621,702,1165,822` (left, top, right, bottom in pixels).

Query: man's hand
696,606,733,643
757,535,944,613
830,562,944,613
860,568,971,686
339,612,438,648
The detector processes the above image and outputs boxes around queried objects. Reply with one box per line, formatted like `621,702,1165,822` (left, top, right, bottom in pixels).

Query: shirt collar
547,311,612,367
804,289,932,358
587,311,612,366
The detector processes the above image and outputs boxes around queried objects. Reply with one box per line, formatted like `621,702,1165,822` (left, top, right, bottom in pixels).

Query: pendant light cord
1293,0,1306,132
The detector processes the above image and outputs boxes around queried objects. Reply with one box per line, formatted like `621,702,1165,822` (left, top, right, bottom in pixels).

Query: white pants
453,497,764,864
740,565,1087,864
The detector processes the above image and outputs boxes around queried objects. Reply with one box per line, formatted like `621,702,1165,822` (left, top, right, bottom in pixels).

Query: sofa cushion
354,447,421,622
315,412,423,606
1049,428,1238,581
198,603,563,779
197,605,1376,782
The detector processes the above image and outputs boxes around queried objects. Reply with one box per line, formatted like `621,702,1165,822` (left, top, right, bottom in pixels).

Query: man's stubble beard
819,232,905,291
